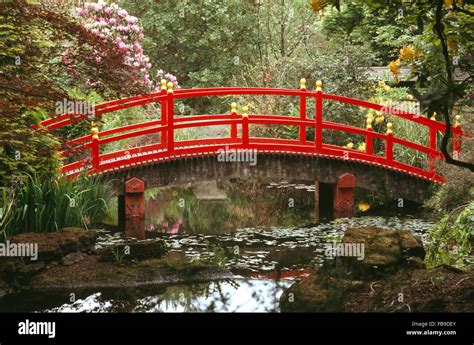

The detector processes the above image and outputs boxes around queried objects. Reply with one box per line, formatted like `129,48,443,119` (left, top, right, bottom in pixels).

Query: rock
0,228,97,284
18,262,46,274
62,252,87,266
280,271,346,312
7,228,97,263
99,240,167,263
336,227,425,279
0,279,12,298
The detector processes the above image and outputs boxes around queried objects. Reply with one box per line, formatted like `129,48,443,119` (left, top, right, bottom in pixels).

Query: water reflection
44,279,292,313
141,179,316,236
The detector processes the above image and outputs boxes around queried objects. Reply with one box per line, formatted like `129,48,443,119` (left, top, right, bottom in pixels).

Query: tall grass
0,174,113,239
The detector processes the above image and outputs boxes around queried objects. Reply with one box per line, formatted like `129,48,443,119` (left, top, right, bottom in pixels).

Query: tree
0,0,150,186
118,0,259,88
312,0,474,172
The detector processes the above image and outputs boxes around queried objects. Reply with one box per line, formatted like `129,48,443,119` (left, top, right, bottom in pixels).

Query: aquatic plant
0,173,112,239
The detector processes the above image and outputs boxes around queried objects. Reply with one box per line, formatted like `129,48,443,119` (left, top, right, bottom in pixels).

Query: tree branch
433,0,474,172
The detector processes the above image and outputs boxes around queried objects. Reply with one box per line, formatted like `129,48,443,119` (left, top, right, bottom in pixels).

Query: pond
0,179,435,313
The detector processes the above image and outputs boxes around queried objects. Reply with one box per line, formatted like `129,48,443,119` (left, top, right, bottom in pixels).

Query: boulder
335,227,425,279
62,252,87,266
0,228,97,283
279,271,348,312
99,240,167,263
6,228,97,263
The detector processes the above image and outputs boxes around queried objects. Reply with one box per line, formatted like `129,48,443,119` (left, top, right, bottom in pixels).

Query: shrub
425,202,474,269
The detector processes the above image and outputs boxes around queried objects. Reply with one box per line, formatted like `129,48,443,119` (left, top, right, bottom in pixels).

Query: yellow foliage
399,45,420,62
358,202,370,212
358,143,366,152
447,37,458,52
388,59,401,83
444,0,463,7
311,0,328,12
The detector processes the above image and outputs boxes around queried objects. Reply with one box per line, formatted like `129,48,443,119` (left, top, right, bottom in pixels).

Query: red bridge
40,79,463,184
38,79,466,233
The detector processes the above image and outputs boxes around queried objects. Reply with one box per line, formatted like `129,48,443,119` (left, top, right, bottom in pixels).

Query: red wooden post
365,118,373,155
124,177,145,239
90,122,100,171
160,80,168,147
242,106,249,147
166,82,175,153
428,126,437,174
315,80,323,152
230,102,238,141
385,122,393,163
299,78,307,143
452,115,462,160
333,173,356,219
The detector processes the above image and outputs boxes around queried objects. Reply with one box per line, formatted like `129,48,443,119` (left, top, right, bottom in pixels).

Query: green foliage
0,111,61,187
111,247,127,265
425,202,474,269
119,0,259,88
198,241,228,267
0,174,113,239
321,2,412,64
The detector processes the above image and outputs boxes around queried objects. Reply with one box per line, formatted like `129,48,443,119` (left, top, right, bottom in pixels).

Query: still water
0,180,435,312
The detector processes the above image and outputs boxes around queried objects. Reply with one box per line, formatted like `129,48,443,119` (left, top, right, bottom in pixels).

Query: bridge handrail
39,81,464,182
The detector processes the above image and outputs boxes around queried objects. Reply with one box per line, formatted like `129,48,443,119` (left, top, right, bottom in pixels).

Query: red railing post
452,115,462,160
365,117,373,155
315,80,323,152
299,78,307,143
242,106,249,147
166,82,175,153
385,122,393,163
90,121,100,172
160,80,168,147
230,102,238,141
428,117,437,173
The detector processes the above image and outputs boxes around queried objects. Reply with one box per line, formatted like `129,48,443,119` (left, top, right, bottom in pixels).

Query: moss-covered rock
0,228,97,286
99,240,167,263
336,227,425,279
279,270,348,312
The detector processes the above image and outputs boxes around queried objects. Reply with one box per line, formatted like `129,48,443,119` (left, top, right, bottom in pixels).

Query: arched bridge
40,79,464,208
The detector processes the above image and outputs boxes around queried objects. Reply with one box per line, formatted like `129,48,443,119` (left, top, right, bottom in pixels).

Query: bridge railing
40,79,464,182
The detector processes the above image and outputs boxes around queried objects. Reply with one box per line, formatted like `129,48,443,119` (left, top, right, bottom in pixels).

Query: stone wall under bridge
103,153,433,204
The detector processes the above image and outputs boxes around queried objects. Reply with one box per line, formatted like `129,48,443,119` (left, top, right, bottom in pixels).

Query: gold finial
242,106,249,118
91,121,99,140
454,115,461,126
430,112,437,120
300,78,306,90
386,122,393,135
160,79,167,91
366,117,373,129
231,102,237,114
316,80,323,92
167,82,174,93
